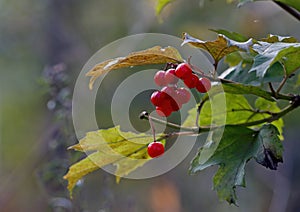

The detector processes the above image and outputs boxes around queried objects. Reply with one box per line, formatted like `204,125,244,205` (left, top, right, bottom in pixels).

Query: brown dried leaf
86,46,183,89
182,33,252,63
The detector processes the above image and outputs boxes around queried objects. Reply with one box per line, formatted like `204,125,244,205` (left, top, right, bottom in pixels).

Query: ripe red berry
147,141,165,158
176,87,191,104
169,98,181,111
154,70,166,87
161,86,176,98
150,91,167,106
183,74,199,88
175,63,193,79
156,103,173,117
196,77,211,93
164,69,178,84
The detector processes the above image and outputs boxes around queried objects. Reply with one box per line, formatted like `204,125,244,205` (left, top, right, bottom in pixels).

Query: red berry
156,101,173,117
164,69,178,84
183,74,199,88
161,86,176,98
150,91,167,106
154,70,166,87
147,141,165,158
196,77,211,93
169,98,181,111
176,87,191,104
175,63,193,79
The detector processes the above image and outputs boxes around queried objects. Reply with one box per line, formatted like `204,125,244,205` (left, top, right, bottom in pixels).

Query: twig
139,111,208,133
273,0,300,21
269,83,276,96
140,95,300,134
276,75,289,95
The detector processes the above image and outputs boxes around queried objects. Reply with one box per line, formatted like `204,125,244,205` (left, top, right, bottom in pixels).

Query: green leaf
211,29,249,42
182,33,253,63
220,62,259,84
183,93,256,128
273,46,300,76
254,124,283,170
189,125,258,204
250,41,300,79
225,51,254,66
221,83,274,101
255,98,284,140
86,46,183,89
189,124,283,204
183,92,283,132
156,0,175,15
64,126,165,196
276,0,300,12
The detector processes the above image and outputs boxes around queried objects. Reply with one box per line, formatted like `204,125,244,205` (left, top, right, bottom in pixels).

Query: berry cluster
151,63,211,117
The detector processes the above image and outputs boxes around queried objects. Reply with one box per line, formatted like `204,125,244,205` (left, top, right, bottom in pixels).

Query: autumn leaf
182,33,253,64
63,151,120,198
64,126,165,196
86,46,183,89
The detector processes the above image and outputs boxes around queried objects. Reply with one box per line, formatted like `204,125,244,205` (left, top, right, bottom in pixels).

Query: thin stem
238,99,299,127
213,62,218,78
231,108,276,116
276,75,288,95
148,114,156,141
269,83,276,96
195,100,207,127
273,0,300,21
139,111,211,133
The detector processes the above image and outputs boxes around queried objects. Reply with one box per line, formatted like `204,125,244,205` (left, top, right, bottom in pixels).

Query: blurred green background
1,0,300,211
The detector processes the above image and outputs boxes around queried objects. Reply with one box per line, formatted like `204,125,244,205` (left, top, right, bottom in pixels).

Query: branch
273,0,300,21
139,111,210,134
232,95,300,127
140,95,300,135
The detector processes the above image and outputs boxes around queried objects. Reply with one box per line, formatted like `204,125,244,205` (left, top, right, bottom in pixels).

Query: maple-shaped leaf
189,124,283,204
250,41,300,78
64,126,165,196
182,33,253,64
183,91,284,140
86,46,183,89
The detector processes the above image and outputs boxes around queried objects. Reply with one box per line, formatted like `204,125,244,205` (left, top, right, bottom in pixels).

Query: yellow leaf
86,46,183,89
64,126,166,196
68,126,153,154
114,150,150,184
63,151,120,198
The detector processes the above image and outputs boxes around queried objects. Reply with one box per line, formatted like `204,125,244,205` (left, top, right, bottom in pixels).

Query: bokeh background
1,0,300,211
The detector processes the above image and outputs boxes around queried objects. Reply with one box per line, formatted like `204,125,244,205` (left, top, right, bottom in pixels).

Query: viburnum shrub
64,1,300,206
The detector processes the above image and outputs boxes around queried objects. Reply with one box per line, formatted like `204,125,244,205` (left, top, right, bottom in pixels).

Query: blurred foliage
0,0,300,211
